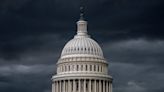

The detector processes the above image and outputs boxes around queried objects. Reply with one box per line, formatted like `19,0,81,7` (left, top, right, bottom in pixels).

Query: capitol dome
52,16,113,92
61,33,104,58
58,20,105,64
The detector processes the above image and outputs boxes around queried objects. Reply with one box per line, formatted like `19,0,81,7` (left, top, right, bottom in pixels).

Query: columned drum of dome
52,18,113,92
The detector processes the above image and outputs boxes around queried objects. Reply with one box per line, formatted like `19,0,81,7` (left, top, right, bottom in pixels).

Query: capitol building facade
52,17,113,92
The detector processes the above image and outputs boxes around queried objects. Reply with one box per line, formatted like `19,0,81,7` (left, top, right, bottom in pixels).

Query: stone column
73,80,76,92
79,80,81,92
63,80,66,92
109,82,112,92
110,83,112,92
89,80,91,92
94,80,96,92
108,82,111,92
99,80,102,92
103,80,105,92
56,81,58,92
84,79,86,92
60,81,62,92
65,81,67,92
106,81,108,92
54,82,56,92
52,82,54,92
68,80,71,92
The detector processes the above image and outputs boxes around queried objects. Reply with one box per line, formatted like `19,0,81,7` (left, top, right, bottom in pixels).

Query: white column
99,80,102,92
65,81,67,92
89,80,91,92
54,82,56,92
63,80,66,92
108,82,110,92
106,81,108,92
109,82,111,92
52,82,54,92
103,80,105,92
94,80,96,92
73,80,76,92
110,83,113,92
84,79,86,92
60,81,62,92
79,80,81,92
56,81,58,92
68,80,71,92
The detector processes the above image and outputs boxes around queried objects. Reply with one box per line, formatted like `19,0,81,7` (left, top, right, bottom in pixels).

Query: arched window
77,65,79,71
68,65,70,71
101,66,103,72
90,65,92,71
81,65,83,71
94,65,96,71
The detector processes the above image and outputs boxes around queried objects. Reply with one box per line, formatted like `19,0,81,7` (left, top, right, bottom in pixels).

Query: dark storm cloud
0,33,65,61
103,39,164,92
0,0,164,92
103,39,164,65
110,62,164,92
0,64,55,92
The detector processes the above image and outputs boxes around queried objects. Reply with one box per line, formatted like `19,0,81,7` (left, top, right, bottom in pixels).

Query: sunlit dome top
60,19,104,59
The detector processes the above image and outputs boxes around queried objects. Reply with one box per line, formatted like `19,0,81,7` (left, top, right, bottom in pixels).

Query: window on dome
68,65,70,71
94,65,96,71
86,65,88,71
90,65,92,71
101,66,103,72
81,65,83,71
77,65,79,71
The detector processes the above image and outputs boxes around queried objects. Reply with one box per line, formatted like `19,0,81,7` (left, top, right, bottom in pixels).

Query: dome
60,20,104,59
61,37,104,58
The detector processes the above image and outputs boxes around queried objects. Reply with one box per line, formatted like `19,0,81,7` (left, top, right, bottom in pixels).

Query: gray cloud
104,39,164,65
0,64,55,92
110,62,164,92
0,0,164,92
103,39,164,92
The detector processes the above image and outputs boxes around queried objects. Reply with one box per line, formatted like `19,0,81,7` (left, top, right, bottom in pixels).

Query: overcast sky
0,0,164,92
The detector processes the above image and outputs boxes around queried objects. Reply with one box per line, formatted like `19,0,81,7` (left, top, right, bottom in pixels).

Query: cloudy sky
0,0,164,92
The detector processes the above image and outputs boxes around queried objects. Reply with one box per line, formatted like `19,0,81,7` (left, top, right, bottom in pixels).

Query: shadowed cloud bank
0,0,164,92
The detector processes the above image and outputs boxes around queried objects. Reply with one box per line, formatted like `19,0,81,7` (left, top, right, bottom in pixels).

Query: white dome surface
61,37,104,58
60,20,104,60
